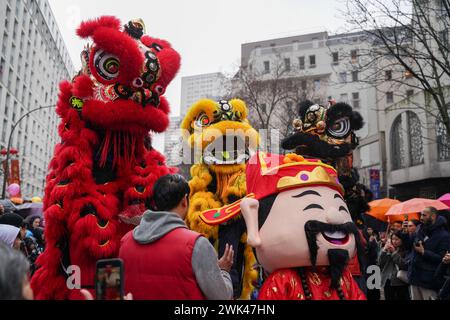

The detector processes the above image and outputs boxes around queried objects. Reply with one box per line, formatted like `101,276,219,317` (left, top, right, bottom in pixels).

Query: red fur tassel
77,16,121,38
72,75,94,98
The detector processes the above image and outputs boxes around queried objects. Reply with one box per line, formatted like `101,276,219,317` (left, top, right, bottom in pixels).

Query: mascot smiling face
236,153,365,300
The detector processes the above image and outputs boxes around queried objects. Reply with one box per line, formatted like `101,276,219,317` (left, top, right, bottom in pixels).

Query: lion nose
325,207,347,225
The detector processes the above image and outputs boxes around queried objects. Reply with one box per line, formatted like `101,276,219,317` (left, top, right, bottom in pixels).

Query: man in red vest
119,174,234,300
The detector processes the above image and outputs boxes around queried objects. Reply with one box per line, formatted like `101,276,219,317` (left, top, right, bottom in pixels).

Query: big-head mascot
203,152,366,300
181,98,259,299
31,16,180,299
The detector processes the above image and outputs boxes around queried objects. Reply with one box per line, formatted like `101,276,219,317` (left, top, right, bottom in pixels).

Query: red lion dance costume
31,16,180,299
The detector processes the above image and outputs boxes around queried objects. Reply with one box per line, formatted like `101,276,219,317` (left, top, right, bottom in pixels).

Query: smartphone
95,258,124,300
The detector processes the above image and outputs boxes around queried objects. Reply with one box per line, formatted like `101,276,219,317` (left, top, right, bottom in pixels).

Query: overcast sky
48,0,348,151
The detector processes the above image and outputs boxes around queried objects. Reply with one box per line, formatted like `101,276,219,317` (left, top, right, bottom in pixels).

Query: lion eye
195,113,210,127
93,49,120,81
327,117,350,138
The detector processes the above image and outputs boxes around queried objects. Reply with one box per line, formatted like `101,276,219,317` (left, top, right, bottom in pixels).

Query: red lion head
71,16,180,134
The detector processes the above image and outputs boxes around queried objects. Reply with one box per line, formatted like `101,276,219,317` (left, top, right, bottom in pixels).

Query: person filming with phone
119,174,234,300
408,206,450,300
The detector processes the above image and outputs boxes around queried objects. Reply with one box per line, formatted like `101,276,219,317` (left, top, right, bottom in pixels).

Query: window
340,93,348,102
386,92,394,103
8,67,13,88
350,50,358,63
352,92,360,109
408,111,424,166
5,93,10,117
332,52,339,64
13,19,18,40
5,6,11,29
2,120,8,142
406,90,414,97
298,56,305,70
2,32,8,56
263,61,270,73
284,58,291,71
391,111,424,169
352,70,359,82
12,101,17,122
339,72,347,83
436,107,450,161
10,43,16,65
385,70,392,80
309,55,316,68
391,115,406,170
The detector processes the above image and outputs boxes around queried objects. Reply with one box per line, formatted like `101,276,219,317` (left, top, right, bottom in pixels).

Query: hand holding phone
95,258,124,300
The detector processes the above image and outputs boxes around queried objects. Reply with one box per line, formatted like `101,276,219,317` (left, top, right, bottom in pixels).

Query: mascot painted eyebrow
30,16,180,299
181,98,260,299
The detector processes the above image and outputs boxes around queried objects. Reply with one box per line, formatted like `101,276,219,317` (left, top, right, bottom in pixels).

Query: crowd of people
0,175,234,300
0,202,45,278
361,207,450,300
0,176,449,301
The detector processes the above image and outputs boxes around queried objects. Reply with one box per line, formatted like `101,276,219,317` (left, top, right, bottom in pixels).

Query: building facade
238,31,379,178
180,72,229,117
0,0,75,198
163,116,182,166
237,28,450,200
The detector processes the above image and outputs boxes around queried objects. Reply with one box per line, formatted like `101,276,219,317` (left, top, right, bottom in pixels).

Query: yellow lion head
181,98,259,173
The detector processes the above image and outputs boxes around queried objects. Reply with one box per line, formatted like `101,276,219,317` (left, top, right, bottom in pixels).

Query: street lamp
1,105,56,199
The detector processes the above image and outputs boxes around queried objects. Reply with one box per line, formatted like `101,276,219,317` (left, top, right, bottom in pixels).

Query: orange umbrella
367,198,401,222
385,198,449,218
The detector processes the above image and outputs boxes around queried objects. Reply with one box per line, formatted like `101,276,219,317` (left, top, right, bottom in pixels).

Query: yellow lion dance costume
181,98,259,299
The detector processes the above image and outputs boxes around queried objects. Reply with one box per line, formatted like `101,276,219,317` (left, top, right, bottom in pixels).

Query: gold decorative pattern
258,151,337,176
277,166,343,194
309,272,322,286
290,278,297,289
